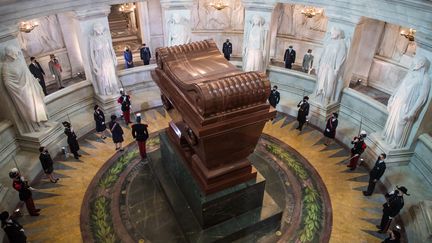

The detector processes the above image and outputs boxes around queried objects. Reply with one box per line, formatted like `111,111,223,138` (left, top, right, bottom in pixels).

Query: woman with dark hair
94,105,108,140
1,211,27,243
109,115,124,151
323,112,339,146
62,121,81,159
39,146,59,183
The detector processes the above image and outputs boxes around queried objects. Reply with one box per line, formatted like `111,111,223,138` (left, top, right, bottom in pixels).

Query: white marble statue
314,27,347,105
89,23,119,96
168,13,191,46
243,15,267,72
382,55,431,149
2,45,48,133
230,0,244,30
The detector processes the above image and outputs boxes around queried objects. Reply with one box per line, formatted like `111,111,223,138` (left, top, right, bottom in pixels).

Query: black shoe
376,225,381,230
378,230,385,234
362,191,371,196
78,154,82,157
119,148,124,152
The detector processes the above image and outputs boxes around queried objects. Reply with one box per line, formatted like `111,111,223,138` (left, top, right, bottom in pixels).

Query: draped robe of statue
168,13,190,46
314,28,347,105
382,55,431,149
89,23,119,95
243,15,267,72
2,45,48,133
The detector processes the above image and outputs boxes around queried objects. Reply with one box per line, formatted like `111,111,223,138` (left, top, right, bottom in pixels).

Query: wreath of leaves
99,150,139,189
91,196,117,243
265,143,322,243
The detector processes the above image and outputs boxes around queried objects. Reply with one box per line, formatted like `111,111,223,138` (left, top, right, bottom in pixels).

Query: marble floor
18,110,398,243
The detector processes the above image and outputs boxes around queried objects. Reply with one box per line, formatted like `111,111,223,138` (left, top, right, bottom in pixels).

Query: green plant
99,150,139,189
265,144,308,180
91,196,117,243
146,136,160,147
298,186,321,242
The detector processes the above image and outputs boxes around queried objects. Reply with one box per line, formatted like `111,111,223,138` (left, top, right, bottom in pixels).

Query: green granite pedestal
147,132,282,242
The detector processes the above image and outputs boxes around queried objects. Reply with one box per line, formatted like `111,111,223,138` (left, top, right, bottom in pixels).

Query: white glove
102,122,105,125
52,74,55,78
29,187,36,191
326,128,330,132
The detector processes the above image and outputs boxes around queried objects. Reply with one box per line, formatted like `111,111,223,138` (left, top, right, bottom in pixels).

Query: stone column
308,14,360,129
136,1,152,47
241,0,277,72
160,0,193,47
73,5,120,115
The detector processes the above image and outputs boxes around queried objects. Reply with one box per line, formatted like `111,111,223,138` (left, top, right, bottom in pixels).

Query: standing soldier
268,85,280,108
9,168,40,216
140,43,151,65
117,89,132,126
296,96,309,131
284,45,296,69
323,113,338,145
377,186,409,233
48,54,63,89
363,153,387,196
131,113,149,159
347,130,367,170
62,121,81,159
222,39,233,60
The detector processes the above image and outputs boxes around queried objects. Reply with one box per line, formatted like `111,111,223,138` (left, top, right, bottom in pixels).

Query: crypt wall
1,1,432,242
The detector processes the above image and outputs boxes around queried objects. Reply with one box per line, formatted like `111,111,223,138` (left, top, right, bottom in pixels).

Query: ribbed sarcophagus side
151,39,276,194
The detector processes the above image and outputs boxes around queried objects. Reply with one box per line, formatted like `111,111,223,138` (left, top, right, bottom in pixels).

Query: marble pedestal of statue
405,200,432,243
148,131,282,242
308,100,340,130
94,94,120,117
16,121,63,153
367,133,414,166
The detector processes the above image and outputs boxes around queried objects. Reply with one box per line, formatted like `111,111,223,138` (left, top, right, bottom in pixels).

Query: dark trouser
39,80,48,95
25,197,38,215
348,153,360,169
365,178,377,195
123,110,131,124
137,141,147,159
285,62,292,69
224,54,230,60
143,60,150,65
297,121,305,130
379,210,393,231
72,150,79,159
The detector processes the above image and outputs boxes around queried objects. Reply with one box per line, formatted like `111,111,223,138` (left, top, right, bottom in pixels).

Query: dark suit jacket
370,158,386,180
222,42,232,56
132,123,149,141
268,90,280,108
140,47,151,62
29,61,45,81
284,49,296,64
297,100,309,122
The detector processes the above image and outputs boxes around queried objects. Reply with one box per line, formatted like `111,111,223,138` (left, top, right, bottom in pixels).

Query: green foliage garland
99,150,138,189
91,196,117,243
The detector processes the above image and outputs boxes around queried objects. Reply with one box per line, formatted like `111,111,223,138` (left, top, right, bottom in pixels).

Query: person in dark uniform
0,211,27,243
284,45,296,69
94,105,108,140
222,39,233,60
268,85,280,108
382,229,401,243
109,115,124,151
140,43,151,65
377,186,409,233
39,146,59,183
296,96,309,131
323,113,338,145
62,121,81,159
9,168,40,216
363,153,387,196
131,113,149,159
347,131,367,170
28,56,47,95
117,89,132,126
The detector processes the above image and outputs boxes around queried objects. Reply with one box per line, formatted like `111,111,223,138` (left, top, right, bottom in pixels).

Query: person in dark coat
296,96,309,131
1,211,27,243
124,47,134,68
268,85,280,108
39,146,59,183
140,43,151,65
347,131,367,170
377,186,409,233
9,168,39,216
363,153,386,196
131,113,149,159
62,121,81,159
109,115,124,151
222,39,233,60
28,56,47,95
94,105,108,140
323,113,338,145
117,89,132,125
284,45,296,69
382,229,401,243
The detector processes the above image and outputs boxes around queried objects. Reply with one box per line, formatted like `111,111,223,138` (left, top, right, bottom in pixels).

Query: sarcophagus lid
152,39,275,194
